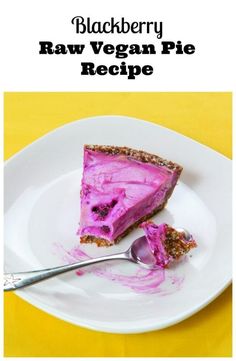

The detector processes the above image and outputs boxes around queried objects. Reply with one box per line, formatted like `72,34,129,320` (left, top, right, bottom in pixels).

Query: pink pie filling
141,222,197,268
79,148,180,244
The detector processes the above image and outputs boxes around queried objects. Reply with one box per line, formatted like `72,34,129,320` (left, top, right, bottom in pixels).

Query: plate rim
5,115,231,165
14,280,231,334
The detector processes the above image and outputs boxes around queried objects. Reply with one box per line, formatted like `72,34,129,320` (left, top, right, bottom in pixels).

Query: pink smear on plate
53,243,185,295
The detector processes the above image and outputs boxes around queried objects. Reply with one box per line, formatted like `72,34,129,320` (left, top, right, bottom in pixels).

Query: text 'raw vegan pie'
78,145,183,246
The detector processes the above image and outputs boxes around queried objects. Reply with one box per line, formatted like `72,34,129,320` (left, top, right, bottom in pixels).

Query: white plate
4,116,232,333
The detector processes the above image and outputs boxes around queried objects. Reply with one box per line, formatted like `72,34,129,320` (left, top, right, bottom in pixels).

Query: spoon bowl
176,228,192,241
129,236,159,270
129,228,191,270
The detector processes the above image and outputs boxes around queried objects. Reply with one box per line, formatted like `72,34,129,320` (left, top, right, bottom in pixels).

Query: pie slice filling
78,145,183,246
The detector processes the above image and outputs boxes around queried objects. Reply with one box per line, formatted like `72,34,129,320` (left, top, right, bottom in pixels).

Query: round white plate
4,116,232,333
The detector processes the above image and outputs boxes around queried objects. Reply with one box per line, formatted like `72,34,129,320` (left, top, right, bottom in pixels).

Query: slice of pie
78,145,183,246
141,221,197,268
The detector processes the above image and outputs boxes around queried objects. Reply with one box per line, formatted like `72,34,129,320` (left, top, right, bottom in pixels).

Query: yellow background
4,92,232,357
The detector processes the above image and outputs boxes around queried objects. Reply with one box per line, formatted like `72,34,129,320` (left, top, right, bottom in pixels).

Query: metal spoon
4,228,190,291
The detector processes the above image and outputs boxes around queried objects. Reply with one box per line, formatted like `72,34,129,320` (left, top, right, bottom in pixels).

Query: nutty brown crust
80,187,176,247
164,225,197,259
84,145,183,175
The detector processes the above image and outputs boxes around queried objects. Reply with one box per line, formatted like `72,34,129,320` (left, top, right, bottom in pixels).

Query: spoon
4,228,190,291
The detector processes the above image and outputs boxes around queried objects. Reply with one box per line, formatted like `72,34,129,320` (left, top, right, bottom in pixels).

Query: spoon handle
4,252,129,291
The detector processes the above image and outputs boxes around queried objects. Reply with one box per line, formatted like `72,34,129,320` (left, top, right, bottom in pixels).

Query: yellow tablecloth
4,92,232,357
